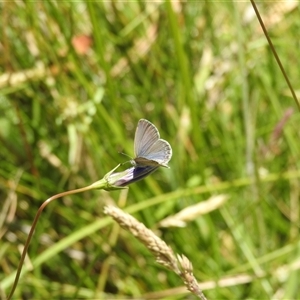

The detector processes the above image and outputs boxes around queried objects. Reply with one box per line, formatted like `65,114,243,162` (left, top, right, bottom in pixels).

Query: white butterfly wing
134,119,160,157
134,119,172,167
139,139,172,166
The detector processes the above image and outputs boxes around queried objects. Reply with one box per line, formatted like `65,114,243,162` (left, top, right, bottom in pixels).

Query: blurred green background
1,1,300,299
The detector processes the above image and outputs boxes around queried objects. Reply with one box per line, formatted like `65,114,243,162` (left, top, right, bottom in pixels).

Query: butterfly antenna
119,152,134,166
119,152,132,159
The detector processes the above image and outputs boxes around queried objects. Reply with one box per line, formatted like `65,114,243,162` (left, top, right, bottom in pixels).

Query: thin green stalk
6,185,96,300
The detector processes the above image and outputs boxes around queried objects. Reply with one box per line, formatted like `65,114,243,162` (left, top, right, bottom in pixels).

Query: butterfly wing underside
134,119,172,167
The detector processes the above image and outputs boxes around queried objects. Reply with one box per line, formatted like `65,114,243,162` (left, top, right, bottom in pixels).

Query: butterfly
132,119,172,168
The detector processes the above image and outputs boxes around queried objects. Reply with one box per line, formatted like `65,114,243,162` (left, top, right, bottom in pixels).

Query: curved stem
250,0,300,111
7,185,94,300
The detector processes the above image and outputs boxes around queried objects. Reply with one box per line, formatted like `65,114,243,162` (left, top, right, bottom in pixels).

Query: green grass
1,1,300,299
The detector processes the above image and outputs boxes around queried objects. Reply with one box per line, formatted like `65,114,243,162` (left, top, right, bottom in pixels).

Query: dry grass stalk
159,194,228,228
104,205,207,300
